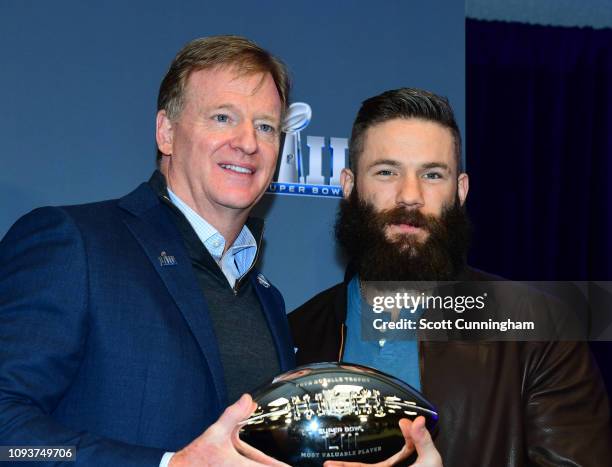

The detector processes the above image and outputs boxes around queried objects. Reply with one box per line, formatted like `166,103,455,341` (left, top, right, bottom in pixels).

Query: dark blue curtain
466,19,612,401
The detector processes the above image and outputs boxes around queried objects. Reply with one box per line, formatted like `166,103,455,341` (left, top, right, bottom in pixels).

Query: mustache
376,205,444,233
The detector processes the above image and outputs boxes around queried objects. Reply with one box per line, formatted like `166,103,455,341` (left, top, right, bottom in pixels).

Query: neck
162,168,249,252
205,211,247,252
185,200,248,252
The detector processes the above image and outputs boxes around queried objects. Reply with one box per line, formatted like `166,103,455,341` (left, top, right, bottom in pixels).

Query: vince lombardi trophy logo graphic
267,102,346,198
278,102,312,183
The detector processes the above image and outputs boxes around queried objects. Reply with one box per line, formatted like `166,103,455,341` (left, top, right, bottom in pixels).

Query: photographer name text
373,317,535,332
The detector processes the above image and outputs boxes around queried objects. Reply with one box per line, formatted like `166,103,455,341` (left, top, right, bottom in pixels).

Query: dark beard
335,190,471,281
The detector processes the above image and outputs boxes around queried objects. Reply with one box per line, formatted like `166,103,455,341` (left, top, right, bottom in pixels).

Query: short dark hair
348,88,462,174
156,35,291,165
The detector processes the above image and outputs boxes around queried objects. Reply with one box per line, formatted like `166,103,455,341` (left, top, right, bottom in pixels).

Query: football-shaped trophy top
239,362,439,466
282,102,312,134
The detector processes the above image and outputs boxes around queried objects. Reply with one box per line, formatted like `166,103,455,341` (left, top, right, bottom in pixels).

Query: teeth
220,164,253,174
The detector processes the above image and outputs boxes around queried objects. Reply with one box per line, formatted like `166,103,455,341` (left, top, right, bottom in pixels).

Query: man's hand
170,394,289,466
323,416,443,467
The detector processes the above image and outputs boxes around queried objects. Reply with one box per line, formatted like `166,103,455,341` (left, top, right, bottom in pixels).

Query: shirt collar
167,187,256,256
147,171,264,287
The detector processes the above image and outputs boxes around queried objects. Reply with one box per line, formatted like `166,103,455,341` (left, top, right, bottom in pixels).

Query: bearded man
289,88,611,466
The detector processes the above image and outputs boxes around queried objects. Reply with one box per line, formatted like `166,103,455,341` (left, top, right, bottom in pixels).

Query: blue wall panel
0,1,465,310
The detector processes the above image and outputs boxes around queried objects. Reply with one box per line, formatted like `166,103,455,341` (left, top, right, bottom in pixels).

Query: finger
323,458,388,467
410,416,442,466
399,418,416,454
210,394,256,439
324,461,367,467
323,460,396,467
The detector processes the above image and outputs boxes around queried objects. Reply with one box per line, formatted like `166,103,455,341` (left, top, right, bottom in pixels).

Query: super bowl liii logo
267,102,346,198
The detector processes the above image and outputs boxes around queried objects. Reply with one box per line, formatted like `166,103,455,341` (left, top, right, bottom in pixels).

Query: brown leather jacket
288,270,612,467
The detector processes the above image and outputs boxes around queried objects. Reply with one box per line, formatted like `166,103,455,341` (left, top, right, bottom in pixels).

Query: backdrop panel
0,1,465,310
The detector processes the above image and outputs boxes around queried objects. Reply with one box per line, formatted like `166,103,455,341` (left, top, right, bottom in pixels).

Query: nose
397,173,424,209
231,122,258,155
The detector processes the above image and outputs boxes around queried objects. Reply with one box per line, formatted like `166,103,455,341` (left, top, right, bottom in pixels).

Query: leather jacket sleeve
523,340,612,466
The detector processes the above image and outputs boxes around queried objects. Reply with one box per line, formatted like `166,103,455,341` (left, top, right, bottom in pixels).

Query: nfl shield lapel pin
257,273,270,288
158,251,177,267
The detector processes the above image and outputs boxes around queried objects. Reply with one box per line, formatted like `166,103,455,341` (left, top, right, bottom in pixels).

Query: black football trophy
239,362,439,466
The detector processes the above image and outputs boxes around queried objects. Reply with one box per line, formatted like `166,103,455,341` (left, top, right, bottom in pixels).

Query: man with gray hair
0,35,294,466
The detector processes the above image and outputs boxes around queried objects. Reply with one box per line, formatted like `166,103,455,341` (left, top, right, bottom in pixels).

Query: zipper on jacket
338,323,346,360
418,340,425,392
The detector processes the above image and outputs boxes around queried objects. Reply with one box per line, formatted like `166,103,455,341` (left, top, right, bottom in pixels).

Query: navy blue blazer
0,179,295,466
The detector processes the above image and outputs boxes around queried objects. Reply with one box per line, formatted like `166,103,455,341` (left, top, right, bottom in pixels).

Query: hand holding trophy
239,363,440,466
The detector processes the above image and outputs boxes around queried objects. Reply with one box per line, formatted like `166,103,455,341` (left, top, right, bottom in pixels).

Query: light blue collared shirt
167,189,257,287
343,276,421,391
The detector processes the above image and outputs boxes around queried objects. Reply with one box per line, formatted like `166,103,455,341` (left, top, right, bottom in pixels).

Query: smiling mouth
219,163,254,175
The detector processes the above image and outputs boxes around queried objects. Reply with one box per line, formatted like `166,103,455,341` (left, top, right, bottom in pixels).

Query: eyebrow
366,159,451,173
366,159,402,170
421,162,451,173
212,103,279,123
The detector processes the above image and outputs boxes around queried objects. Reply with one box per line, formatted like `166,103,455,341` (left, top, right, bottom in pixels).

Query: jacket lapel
251,273,296,372
119,183,227,408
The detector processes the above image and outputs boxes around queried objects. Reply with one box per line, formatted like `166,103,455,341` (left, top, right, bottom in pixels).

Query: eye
375,169,395,177
423,172,443,180
213,114,230,123
257,123,277,134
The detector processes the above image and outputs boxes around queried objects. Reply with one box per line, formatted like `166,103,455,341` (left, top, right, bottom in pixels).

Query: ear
340,168,355,199
156,110,174,156
457,172,469,206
